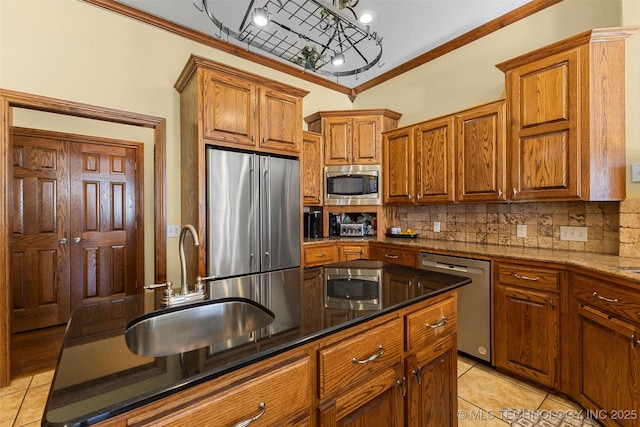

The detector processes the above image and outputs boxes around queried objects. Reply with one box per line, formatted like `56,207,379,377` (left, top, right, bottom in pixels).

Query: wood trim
352,0,564,95
0,89,167,387
81,0,561,100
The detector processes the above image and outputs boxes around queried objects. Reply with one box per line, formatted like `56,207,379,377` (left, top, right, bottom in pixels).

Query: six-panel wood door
11,130,139,333
11,134,71,332
69,142,138,308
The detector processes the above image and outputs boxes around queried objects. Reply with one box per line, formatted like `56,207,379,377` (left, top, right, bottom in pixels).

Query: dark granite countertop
43,261,470,426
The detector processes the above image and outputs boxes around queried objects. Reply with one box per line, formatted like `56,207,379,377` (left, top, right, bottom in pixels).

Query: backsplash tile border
395,201,625,256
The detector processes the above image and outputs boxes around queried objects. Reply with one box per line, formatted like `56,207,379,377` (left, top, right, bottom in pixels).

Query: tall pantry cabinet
174,55,308,281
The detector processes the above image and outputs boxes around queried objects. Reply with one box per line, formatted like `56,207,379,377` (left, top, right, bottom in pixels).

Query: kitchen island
43,261,471,426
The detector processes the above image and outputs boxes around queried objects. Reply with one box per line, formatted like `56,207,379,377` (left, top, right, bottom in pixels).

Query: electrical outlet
433,221,441,233
517,224,527,238
167,224,180,238
632,163,640,183
560,226,588,242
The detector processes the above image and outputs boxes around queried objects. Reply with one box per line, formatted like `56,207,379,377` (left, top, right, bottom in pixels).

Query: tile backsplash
395,201,623,255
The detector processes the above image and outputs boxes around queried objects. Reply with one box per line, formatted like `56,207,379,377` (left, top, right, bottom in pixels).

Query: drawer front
573,273,640,323
497,263,560,292
133,355,311,426
304,244,338,266
319,318,403,398
406,296,457,352
369,245,416,267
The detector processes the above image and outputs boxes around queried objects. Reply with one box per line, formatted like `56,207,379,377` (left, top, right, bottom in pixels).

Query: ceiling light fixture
252,7,270,27
331,52,345,66
196,0,383,78
358,10,376,25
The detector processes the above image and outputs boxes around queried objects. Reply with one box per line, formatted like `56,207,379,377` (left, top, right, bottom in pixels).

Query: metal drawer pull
592,291,619,303
632,334,640,350
315,253,326,257
425,316,448,329
396,377,407,397
233,402,266,427
508,297,545,308
352,345,385,364
412,367,422,385
385,254,399,259
513,273,540,281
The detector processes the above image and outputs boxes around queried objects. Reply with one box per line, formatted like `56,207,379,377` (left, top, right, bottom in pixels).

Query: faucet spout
179,224,200,295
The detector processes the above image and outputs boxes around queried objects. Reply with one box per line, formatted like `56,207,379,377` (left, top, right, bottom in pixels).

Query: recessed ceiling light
359,10,376,25
252,8,269,27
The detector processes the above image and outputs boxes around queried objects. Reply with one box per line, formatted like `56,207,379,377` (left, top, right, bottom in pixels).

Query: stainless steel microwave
324,164,381,205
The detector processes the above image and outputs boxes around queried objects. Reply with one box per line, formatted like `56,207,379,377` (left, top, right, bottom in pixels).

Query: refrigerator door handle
261,157,272,270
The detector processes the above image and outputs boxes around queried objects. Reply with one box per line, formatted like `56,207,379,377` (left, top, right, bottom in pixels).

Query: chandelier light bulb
252,8,269,27
358,10,376,25
331,53,345,66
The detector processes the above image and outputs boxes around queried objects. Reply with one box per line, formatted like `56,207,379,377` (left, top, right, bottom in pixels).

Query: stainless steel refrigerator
206,147,301,279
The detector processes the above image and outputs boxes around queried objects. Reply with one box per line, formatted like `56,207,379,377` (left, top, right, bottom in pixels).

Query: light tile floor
0,356,598,426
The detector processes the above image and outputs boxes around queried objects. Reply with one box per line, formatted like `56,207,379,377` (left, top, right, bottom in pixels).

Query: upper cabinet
496,28,637,202
383,100,505,205
176,55,308,156
302,131,323,206
305,109,402,166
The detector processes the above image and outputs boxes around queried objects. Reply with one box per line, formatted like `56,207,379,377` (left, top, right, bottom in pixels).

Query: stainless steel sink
124,298,274,357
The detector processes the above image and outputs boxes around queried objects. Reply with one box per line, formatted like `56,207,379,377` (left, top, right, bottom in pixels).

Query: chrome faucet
179,224,200,296
145,224,207,307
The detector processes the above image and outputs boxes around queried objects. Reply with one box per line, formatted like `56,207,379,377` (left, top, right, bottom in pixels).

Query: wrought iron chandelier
195,0,383,79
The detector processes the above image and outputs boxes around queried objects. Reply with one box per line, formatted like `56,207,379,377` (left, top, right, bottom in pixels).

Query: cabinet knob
632,334,640,349
412,367,422,385
513,188,518,197
396,377,407,397
498,189,503,198
59,238,68,245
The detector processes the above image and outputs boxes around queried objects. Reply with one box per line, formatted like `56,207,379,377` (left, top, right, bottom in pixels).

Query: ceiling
105,0,554,94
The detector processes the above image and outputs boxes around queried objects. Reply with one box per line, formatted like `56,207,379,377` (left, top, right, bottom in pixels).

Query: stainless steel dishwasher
419,252,491,363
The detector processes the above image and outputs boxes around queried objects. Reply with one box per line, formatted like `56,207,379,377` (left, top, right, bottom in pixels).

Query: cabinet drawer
303,244,338,266
573,273,640,323
319,318,403,398
369,245,416,267
406,296,457,353
497,263,560,292
131,355,311,426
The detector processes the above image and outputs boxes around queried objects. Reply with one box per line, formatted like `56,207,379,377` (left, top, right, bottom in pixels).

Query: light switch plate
167,225,180,238
433,221,441,233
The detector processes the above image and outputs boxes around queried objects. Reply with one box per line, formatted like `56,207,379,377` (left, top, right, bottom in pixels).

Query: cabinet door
318,363,404,427
494,284,559,388
324,117,352,165
302,131,323,205
338,244,367,261
202,70,257,147
352,116,382,164
414,117,455,203
383,128,414,204
507,48,580,201
456,100,506,202
369,244,417,267
259,87,302,153
303,243,338,266
407,341,458,427
577,304,640,427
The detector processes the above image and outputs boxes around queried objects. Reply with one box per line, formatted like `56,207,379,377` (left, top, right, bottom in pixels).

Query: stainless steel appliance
419,252,491,363
303,210,322,238
206,148,300,279
324,261,382,310
340,222,366,237
324,164,381,205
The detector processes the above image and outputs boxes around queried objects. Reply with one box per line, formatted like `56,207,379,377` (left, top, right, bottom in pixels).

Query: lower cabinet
338,243,368,261
369,243,418,267
406,337,457,427
493,262,561,388
570,272,640,427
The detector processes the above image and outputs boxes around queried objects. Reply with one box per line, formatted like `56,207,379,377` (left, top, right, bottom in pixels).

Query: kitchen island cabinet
43,262,469,427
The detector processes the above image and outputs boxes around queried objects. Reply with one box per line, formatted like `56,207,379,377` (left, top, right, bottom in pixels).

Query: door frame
0,89,168,387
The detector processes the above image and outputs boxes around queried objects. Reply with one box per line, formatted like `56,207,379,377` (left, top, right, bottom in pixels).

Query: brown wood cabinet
383,115,457,205
369,243,418,267
174,56,308,278
338,243,368,261
493,262,561,388
303,243,338,267
305,109,401,166
496,28,636,202
569,272,640,427
302,131,323,206
455,100,507,202
383,100,505,205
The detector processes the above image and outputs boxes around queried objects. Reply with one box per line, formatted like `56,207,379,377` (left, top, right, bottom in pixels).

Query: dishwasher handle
421,259,468,273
